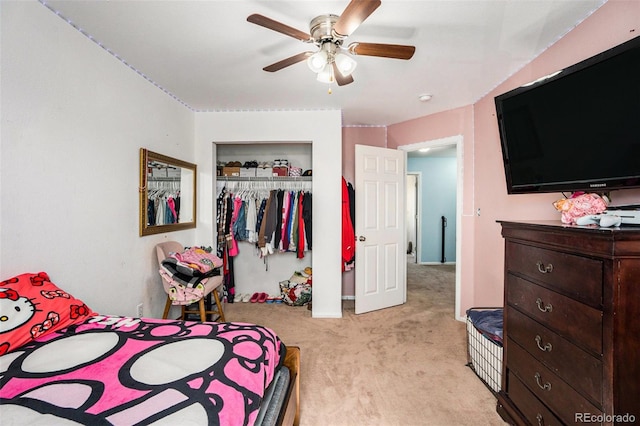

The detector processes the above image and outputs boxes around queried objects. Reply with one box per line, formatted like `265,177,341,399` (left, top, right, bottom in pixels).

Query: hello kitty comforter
0,315,285,425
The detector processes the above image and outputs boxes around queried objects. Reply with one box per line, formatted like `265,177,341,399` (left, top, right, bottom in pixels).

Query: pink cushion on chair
156,241,185,294
156,241,185,264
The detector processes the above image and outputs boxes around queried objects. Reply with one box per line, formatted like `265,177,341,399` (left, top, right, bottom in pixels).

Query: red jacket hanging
342,177,355,267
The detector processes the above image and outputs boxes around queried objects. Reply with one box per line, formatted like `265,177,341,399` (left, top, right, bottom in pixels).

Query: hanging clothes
167,197,178,223
258,190,277,255
147,180,181,226
281,191,292,251
255,198,267,243
227,196,242,257
245,196,258,243
273,190,285,249
147,200,156,226
232,196,247,242
342,177,356,271
302,192,312,250
347,181,355,230
297,192,305,259
216,189,236,303
215,181,312,259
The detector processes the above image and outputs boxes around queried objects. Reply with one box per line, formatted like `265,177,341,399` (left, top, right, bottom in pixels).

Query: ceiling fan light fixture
316,63,334,84
334,52,357,76
307,50,328,73
248,1,415,88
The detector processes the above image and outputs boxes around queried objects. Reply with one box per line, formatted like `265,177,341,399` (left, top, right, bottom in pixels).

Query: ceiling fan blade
332,62,355,86
247,14,312,42
348,42,415,60
333,0,382,37
263,52,313,72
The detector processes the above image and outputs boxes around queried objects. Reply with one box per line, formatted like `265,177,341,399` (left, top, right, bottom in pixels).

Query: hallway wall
408,156,457,263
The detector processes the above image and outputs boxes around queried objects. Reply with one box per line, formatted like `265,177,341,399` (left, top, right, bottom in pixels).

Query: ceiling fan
247,0,415,86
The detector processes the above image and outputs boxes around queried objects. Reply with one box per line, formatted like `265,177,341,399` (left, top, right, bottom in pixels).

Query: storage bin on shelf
272,166,288,177
256,167,274,177
465,307,503,394
222,166,240,177
239,167,256,177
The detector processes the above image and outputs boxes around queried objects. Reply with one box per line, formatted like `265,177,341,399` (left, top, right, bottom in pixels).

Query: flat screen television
495,35,640,194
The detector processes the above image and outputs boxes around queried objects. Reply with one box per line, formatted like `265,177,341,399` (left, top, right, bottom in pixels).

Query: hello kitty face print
0,289,37,334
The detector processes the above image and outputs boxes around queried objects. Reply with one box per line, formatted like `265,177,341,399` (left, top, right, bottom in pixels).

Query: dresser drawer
507,371,563,426
506,242,602,308
507,275,603,354
507,306,602,404
508,340,602,425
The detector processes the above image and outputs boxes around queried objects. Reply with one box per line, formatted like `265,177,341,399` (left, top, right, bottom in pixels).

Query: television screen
495,35,640,194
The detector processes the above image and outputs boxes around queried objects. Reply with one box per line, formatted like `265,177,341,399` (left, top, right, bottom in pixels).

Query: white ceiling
43,0,607,126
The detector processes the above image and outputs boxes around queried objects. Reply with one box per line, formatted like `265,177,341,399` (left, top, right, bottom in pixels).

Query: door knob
358,236,366,242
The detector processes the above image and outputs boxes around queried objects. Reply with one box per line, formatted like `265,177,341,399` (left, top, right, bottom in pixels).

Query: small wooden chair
156,241,225,322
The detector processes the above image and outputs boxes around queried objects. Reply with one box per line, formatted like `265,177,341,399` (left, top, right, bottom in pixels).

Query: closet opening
213,142,313,303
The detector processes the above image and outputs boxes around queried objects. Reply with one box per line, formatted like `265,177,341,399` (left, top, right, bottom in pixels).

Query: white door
355,144,406,314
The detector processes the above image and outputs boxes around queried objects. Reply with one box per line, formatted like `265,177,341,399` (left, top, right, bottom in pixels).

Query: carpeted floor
224,262,506,426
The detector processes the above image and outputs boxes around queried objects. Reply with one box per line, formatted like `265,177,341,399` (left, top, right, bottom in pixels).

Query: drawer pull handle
535,335,553,352
536,261,553,274
536,413,544,426
535,298,553,313
534,372,552,391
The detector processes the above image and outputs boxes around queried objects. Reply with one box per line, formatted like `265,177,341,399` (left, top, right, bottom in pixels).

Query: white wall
1,1,196,317
1,3,343,320
194,110,343,318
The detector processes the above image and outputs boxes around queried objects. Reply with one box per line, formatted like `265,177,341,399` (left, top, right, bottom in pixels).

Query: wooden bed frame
279,346,301,426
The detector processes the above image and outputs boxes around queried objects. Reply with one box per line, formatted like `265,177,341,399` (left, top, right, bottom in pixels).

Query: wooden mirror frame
139,148,197,236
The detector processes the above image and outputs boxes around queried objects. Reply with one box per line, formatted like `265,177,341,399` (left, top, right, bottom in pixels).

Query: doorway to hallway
399,135,463,320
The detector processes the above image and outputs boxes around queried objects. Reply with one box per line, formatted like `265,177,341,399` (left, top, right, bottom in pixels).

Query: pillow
0,272,96,355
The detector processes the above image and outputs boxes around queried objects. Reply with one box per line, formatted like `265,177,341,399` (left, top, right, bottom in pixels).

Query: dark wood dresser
497,221,640,425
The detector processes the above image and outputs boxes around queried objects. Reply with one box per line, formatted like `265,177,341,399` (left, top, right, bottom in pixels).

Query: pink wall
342,126,387,183
472,0,640,313
387,107,470,148
344,0,640,315
387,106,476,314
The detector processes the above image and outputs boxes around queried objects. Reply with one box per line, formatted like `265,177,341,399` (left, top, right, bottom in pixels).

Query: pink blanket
0,316,284,425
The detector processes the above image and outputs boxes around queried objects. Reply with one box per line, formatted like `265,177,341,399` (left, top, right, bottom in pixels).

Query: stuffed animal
553,192,609,224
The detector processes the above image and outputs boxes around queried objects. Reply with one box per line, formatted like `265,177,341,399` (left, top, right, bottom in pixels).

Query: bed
0,272,300,426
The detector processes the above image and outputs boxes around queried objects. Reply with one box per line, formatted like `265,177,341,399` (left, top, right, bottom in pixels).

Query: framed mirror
139,148,197,236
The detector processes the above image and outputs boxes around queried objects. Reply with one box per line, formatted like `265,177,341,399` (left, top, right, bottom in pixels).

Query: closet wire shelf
215,176,312,197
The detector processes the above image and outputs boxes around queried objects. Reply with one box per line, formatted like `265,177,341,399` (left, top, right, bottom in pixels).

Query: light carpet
224,262,505,426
